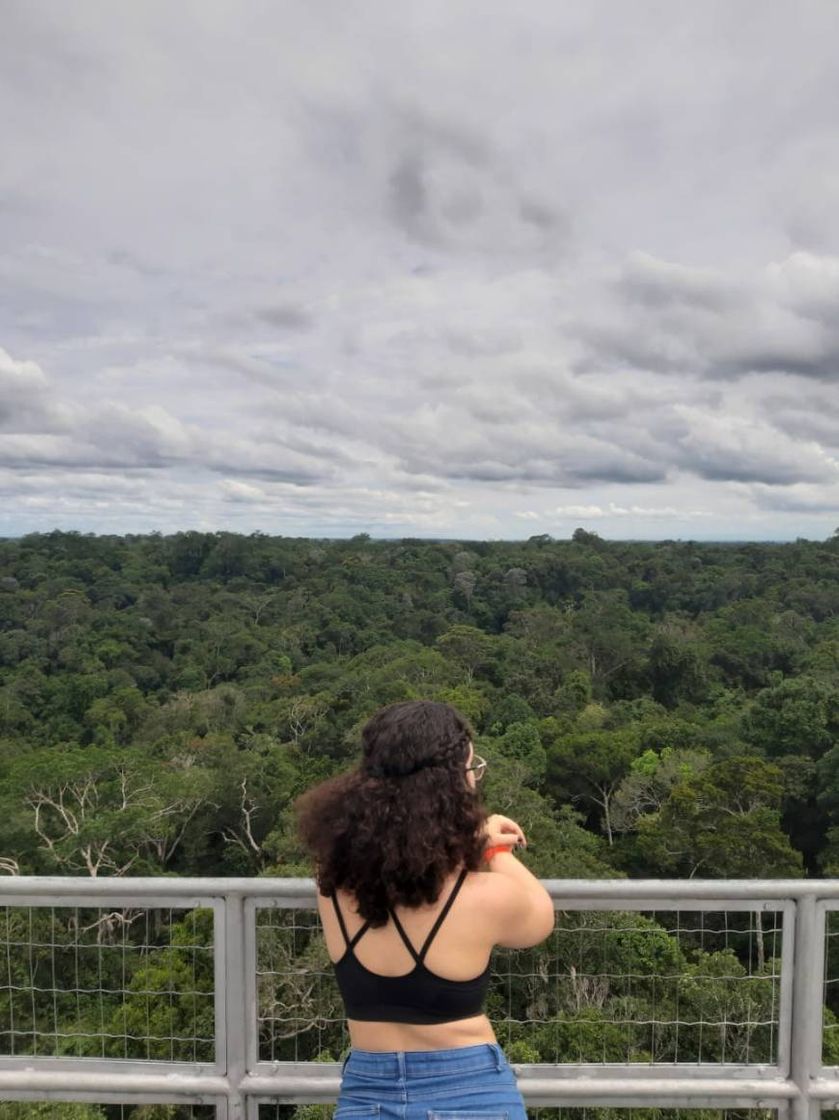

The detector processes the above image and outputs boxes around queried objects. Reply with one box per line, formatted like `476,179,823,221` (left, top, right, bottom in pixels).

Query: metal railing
1,876,838,1119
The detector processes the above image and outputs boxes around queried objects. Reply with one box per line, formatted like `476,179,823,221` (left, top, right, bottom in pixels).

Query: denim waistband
342,1041,505,1079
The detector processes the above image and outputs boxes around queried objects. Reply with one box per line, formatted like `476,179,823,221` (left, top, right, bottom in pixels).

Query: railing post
791,894,824,1120
224,892,248,1120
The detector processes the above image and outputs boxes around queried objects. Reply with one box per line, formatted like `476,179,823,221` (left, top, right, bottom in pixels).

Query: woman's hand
482,813,527,850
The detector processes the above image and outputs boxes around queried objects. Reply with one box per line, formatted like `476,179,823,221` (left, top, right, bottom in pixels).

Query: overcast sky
2,1,839,542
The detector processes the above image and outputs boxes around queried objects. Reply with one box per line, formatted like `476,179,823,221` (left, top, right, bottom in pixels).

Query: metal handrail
0,876,835,1120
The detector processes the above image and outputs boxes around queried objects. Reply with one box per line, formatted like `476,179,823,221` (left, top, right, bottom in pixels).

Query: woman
294,699,555,1120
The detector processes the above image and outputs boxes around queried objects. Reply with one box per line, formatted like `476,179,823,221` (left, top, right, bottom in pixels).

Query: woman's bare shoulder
463,866,504,908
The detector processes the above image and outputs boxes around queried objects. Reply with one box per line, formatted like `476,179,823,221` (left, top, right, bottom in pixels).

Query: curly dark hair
294,699,488,926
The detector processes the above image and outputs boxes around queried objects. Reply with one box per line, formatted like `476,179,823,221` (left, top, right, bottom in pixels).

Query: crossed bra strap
389,867,469,964
331,867,469,960
331,891,370,949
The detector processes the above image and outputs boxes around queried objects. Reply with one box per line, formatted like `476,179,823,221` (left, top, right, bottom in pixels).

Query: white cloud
219,479,267,503
0,346,49,393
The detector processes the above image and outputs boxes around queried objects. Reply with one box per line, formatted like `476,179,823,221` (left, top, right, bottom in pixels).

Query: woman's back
319,866,495,981
318,866,501,1052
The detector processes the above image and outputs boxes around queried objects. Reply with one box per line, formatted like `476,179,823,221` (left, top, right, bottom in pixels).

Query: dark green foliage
1,529,835,877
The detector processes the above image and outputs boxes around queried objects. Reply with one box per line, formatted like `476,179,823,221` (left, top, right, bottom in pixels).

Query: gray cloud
207,464,329,487
745,483,839,514
254,305,313,331
759,385,839,449
574,251,839,383
384,106,570,258
4,2,839,539
617,254,739,314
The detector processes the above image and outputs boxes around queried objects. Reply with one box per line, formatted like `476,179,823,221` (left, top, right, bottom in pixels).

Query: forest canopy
1,527,837,882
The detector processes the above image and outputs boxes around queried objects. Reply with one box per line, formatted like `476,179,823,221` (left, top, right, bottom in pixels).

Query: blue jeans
336,1041,527,1120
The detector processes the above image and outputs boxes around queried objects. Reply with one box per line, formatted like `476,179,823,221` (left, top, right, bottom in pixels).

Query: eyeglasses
466,754,487,782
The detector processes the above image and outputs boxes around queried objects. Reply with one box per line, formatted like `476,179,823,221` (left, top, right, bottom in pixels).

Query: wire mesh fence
0,1107,216,1119
822,908,839,1066
253,904,786,1067
256,1107,783,1120
0,905,215,1062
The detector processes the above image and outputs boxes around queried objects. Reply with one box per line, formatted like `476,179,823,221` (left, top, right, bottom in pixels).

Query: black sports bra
329,867,492,1024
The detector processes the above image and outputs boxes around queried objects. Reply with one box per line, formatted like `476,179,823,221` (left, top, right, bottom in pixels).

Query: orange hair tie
483,844,516,862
